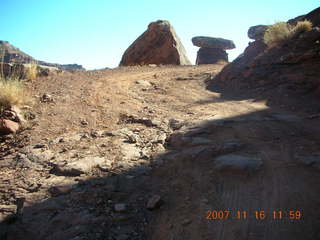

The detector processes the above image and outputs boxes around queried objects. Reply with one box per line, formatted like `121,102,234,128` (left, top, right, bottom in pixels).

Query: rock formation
191,36,235,64
209,7,320,99
119,20,191,66
247,25,268,40
0,41,85,71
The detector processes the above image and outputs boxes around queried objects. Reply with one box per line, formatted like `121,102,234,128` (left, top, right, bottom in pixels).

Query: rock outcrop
0,41,85,71
247,25,268,40
119,20,191,66
210,7,320,99
192,36,235,64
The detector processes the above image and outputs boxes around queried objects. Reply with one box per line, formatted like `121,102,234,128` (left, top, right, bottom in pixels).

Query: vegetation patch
264,20,313,48
0,78,31,110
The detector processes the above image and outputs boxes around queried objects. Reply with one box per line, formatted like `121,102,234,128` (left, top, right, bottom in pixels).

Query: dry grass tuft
263,22,292,48
25,62,38,81
264,20,313,48
292,20,313,35
0,78,31,110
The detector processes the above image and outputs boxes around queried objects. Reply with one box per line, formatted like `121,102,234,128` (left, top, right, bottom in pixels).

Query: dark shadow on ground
1,88,320,240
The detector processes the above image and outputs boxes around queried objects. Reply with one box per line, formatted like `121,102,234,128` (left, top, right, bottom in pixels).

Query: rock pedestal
191,36,235,65
196,48,228,64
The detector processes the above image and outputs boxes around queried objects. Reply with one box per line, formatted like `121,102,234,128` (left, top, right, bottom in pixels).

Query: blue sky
1,0,319,69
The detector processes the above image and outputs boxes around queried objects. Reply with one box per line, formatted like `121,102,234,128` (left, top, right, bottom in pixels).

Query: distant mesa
0,40,85,72
119,20,191,66
191,36,236,65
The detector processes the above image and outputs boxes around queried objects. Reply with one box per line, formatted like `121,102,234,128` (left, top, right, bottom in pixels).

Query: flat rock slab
192,36,235,50
214,154,263,173
51,156,109,176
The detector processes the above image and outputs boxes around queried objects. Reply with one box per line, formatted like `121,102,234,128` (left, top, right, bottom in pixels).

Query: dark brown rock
146,195,163,210
247,25,269,40
119,20,191,66
196,48,228,64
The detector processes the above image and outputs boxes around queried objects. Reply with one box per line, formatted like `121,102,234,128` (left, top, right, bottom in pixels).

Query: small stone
135,80,152,87
169,119,184,130
146,194,163,210
33,143,47,149
10,106,26,123
80,119,89,126
0,119,20,135
182,218,192,225
114,203,127,212
49,185,73,197
40,93,54,103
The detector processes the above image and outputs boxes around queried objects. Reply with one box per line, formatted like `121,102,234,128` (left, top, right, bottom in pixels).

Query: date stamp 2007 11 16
205,210,302,220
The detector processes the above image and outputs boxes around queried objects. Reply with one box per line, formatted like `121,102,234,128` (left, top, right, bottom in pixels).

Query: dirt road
0,64,319,240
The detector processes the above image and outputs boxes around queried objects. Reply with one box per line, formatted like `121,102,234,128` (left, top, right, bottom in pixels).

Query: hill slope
0,40,85,71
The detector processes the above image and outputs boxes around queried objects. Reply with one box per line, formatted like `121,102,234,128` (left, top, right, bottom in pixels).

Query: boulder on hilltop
119,20,191,66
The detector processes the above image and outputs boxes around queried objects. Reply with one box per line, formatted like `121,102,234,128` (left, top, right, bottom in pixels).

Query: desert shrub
264,20,313,48
263,22,292,47
0,79,31,110
25,62,38,81
292,20,313,35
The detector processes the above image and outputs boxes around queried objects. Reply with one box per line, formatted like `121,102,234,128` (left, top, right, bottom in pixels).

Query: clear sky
1,0,319,69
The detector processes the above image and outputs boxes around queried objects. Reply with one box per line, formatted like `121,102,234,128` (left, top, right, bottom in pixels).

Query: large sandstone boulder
192,36,235,50
119,20,191,66
196,48,228,64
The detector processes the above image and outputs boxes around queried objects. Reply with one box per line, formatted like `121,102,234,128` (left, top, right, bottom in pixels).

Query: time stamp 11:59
205,210,302,220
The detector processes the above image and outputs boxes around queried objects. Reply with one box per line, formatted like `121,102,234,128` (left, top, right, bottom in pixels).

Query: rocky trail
0,64,320,240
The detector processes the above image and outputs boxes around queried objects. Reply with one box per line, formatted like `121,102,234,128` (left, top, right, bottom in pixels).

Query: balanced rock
192,36,235,50
119,20,191,66
196,48,228,64
248,25,269,40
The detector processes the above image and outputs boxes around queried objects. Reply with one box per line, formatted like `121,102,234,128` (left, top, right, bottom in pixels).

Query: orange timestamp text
205,210,302,220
